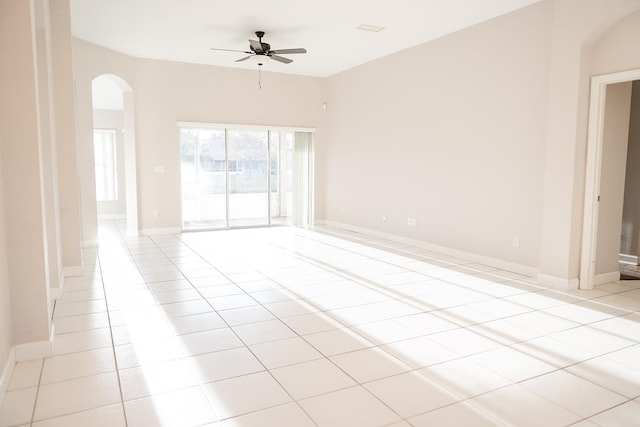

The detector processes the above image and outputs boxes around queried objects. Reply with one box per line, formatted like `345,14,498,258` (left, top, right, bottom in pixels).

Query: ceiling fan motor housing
253,31,270,54
251,43,270,54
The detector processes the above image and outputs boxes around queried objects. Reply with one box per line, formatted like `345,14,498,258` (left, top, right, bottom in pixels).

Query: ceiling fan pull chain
258,65,262,90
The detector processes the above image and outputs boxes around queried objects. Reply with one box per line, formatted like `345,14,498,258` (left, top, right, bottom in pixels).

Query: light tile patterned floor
2,222,640,426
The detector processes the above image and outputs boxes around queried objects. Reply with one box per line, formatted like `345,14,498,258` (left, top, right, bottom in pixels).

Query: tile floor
1,222,640,426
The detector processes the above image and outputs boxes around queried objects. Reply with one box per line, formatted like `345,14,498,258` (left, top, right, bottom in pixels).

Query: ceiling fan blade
249,39,264,53
210,47,252,54
235,55,253,62
269,55,293,64
270,48,307,55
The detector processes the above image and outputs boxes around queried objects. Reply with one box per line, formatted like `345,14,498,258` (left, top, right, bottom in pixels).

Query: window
93,129,118,201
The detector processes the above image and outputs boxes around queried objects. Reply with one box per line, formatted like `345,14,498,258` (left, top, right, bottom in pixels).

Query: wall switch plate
153,209,159,218
382,214,388,222
407,217,417,227
154,165,166,173
512,237,519,248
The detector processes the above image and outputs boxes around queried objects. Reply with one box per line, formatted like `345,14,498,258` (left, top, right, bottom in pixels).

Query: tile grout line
94,236,130,427
27,358,45,426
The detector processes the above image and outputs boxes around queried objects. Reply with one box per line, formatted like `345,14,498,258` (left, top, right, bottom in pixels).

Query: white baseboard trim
595,271,621,285
51,265,84,300
50,286,63,300
15,326,55,362
63,265,84,278
315,220,539,278
537,274,580,291
82,239,99,248
0,347,16,406
140,227,181,236
50,271,66,300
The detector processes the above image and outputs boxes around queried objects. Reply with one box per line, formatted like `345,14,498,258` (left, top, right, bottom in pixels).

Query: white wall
50,0,83,272
595,82,632,274
621,81,640,256
73,39,326,234
321,2,551,269
0,0,54,360
320,0,640,284
0,154,13,391
34,0,64,294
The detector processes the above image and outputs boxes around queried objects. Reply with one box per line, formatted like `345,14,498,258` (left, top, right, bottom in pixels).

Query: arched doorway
91,74,139,237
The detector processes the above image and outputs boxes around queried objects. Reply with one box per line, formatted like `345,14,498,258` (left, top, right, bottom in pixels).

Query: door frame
580,69,640,289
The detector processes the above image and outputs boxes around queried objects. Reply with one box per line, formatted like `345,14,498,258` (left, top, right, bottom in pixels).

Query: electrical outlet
153,209,159,218
512,236,519,248
407,217,417,227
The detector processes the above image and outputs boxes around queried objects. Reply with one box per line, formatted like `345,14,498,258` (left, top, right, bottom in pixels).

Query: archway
91,74,139,237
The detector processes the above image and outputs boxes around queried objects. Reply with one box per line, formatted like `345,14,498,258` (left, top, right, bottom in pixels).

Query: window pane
93,130,118,202
180,128,227,230
227,130,269,227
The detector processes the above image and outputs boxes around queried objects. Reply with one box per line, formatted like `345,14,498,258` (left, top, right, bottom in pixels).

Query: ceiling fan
211,31,307,64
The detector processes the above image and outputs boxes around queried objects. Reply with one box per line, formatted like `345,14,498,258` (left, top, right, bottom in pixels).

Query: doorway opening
617,80,640,280
179,123,313,231
91,74,139,236
581,70,640,289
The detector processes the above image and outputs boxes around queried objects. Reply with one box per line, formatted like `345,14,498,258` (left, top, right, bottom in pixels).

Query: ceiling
70,0,541,78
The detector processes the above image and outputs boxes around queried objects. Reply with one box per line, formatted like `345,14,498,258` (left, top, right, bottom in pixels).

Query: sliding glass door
271,132,294,225
227,130,269,227
180,124,310,231
180,128,227,230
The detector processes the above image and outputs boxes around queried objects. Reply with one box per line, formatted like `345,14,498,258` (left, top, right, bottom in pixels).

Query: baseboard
314,220,539,278
595,271,621,285
0,347,16,405
15,326,55,362
83,239,99,248
49,287,63,300
51,265,84,300
140,227,181,236
50,270,66,300
536,274,580,291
